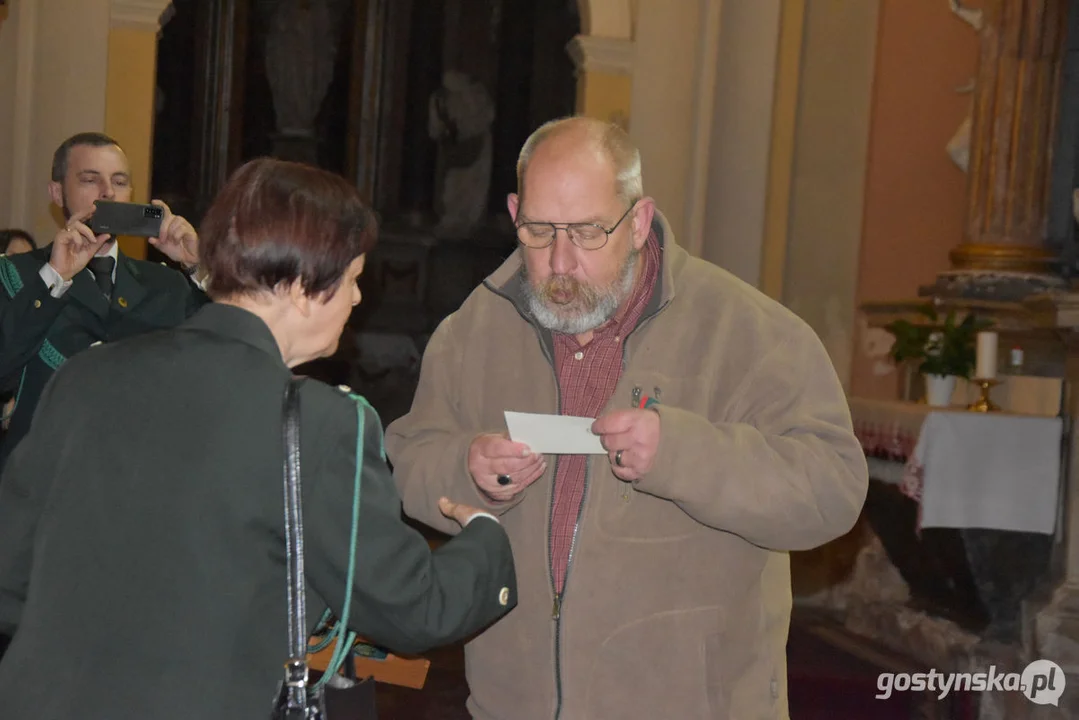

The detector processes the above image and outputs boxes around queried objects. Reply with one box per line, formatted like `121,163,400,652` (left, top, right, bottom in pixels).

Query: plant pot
925,374,957,407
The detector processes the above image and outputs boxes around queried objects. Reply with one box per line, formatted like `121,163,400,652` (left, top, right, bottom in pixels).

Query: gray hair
516,116,642,205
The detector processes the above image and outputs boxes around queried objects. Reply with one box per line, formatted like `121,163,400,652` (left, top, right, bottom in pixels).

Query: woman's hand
439,497,495,528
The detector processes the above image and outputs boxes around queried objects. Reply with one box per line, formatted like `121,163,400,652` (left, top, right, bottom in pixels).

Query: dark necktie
88,256,116,299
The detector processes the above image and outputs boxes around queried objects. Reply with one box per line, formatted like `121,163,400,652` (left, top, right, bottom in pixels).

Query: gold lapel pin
117,297,128,308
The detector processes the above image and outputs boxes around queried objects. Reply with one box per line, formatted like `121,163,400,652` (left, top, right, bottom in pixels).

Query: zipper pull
631,386,642,408
552,595,562,620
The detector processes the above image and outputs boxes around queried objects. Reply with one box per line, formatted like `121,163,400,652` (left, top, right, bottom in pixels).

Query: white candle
976,331,998,379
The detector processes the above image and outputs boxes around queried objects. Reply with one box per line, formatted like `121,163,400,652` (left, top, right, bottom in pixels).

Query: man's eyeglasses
515,202,637,251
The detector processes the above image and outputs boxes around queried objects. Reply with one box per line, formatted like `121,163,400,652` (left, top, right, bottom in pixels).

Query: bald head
516,117,642,206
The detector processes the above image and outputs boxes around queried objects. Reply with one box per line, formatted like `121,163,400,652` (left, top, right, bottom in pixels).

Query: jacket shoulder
124,256,190,289
7,246,50,266
0,247,50,296
669,251,825,366
300,379,380,428
300,379,368,409
676,252,812,334
298,379,386,462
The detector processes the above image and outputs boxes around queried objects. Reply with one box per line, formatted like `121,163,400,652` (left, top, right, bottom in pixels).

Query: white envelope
504,411,606,455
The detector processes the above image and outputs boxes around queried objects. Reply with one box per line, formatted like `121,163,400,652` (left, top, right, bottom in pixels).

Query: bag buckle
284,658,309,688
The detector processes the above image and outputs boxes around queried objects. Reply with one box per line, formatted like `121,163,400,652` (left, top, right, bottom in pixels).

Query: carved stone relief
261,0,351,162
428,70,496,237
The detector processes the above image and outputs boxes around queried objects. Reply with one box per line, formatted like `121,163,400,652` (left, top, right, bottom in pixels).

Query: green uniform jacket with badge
0,303,517,720
0,245,208,464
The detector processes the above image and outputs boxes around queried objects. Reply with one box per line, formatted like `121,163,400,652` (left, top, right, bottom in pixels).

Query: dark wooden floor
373,643,470,720
369,609,980,719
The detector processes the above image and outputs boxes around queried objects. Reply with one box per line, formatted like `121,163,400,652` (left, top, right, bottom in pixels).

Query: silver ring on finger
615,449,624,467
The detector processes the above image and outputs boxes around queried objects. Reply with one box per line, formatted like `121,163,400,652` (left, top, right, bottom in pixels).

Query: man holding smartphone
0,132,209,466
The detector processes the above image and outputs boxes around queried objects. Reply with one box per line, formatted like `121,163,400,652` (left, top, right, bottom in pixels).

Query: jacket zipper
549,302,667,718
533,335,565,720
552,298,670,718
550,461,590,720
484,277,670,719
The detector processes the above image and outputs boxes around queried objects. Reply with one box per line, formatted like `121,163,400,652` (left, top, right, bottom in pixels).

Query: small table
849,397,1063,641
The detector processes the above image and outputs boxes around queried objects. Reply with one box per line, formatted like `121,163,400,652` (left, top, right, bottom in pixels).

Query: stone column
946,0,1070,281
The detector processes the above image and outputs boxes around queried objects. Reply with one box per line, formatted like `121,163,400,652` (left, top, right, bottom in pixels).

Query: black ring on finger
615,450,624,467
497,474,512,486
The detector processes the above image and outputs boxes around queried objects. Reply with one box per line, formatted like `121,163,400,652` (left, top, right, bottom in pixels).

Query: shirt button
574,351,583,360
615,336,620,342
33,299,41,308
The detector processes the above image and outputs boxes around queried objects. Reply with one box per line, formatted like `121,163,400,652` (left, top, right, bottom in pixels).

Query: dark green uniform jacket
0,303,517,720
0,245,208,464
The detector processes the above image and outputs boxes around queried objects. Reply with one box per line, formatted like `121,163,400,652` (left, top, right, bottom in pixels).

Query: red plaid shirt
548,234,660,594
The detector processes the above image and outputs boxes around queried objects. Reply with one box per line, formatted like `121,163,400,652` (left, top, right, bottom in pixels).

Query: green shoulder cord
310,397,369,689
0,256,68,423
0,257,28,421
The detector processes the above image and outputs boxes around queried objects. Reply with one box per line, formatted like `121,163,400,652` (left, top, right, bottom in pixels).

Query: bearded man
385,116,868,720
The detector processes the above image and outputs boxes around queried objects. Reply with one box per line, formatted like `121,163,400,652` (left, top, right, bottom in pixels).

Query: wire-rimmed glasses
515,202,637,251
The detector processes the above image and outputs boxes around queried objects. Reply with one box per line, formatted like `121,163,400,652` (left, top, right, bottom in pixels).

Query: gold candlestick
968,377,1002,412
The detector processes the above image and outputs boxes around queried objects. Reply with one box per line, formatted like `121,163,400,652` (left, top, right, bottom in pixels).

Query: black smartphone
87,200,164,238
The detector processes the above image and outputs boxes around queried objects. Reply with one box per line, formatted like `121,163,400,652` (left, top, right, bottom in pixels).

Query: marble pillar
944,0,1071,289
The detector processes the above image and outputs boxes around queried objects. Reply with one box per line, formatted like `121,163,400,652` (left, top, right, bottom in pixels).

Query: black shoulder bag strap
281,378,310,719
272,378,378,720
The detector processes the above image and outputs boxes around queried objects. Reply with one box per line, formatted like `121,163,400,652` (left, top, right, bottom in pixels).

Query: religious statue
428,70,496,238
262,0,350,163
945,0,983,173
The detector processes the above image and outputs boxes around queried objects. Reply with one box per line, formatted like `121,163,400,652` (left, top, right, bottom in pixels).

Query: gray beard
523,249,639,335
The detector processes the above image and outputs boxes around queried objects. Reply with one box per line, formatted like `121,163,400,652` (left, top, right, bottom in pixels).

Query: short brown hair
52,132,121,182
200,158,378,300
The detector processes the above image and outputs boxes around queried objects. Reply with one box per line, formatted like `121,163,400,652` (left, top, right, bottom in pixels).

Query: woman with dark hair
0,158,517,720
0,229,36,256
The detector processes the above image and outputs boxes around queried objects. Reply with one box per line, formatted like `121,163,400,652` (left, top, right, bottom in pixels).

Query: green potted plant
884,304,992,406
